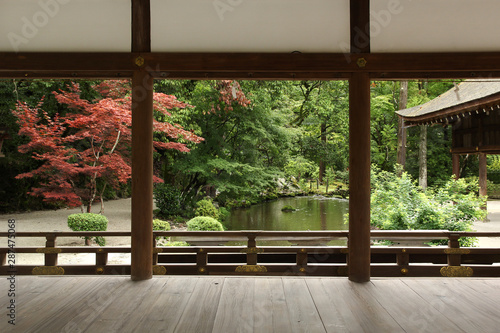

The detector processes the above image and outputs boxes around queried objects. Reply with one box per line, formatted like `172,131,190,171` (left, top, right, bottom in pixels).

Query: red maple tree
14,81,203,213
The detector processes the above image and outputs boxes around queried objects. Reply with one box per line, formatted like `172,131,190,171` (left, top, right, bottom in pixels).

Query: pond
225,195,349,231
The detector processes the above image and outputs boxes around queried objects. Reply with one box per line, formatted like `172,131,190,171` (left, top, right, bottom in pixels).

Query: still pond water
225,196,349,231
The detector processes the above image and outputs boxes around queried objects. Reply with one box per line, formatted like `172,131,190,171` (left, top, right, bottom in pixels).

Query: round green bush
186,216,224,231
153,218,171,243
153,219,171,231
67,213,108,246
195,199,220,220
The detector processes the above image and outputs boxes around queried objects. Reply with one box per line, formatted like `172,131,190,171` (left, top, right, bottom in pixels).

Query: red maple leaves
14,81,203,212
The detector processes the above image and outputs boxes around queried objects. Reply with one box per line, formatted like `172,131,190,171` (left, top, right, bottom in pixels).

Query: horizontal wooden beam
2,52,500,80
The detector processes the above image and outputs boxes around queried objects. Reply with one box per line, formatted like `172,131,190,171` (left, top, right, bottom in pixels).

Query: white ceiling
1,0,499,53
371,0,500,52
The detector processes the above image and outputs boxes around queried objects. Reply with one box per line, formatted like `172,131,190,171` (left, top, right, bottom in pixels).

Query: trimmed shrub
195,199,220,220
187,216,224,231
67,213,108,246
154,183,182,218
153,218,171,243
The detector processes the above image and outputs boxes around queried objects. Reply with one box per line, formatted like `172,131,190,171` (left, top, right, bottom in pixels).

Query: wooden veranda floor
1,276,499,333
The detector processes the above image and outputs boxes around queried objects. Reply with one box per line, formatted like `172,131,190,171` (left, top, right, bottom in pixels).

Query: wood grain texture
1,276,500,332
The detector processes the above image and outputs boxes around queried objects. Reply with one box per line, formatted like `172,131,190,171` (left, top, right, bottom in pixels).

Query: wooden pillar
452,154,460,180
479,153,488,213
348,72,371,283
131,71,154,281
131,0,153,281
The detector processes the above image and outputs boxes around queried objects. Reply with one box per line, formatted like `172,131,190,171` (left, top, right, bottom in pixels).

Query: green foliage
153,218,171,243
371,167,485,246
195,199,220,220
218,206,230,221
164,241,189,246
67,213,108,246
281,205,296,212
186,216,224,231
153,183,182,218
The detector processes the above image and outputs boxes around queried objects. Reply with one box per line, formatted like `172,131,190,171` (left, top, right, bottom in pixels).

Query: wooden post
131,0,153,281
45,234,57,266
479,153,488,197
348,72,371,283
131,70,154,281
479,153,488,214
452,154,460,180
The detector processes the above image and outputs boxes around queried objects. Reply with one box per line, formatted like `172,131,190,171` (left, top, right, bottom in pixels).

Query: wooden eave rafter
400,92,500,127
2,52,500,80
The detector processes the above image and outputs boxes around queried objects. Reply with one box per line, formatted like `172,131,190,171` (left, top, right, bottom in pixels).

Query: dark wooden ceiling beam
2,52,500,79
350,0,370,53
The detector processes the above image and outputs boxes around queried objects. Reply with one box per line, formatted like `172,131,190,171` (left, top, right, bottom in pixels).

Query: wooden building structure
397,79,500,197
2,0,500,283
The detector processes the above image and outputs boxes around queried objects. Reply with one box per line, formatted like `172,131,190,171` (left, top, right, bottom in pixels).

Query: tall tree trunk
419,125,428,190
318,122,327,183
397,81,408,175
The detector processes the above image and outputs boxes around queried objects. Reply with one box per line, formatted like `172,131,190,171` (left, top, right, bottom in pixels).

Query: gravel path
1,198,499,265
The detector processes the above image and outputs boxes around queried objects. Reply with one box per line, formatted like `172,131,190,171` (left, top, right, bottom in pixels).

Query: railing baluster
448,233,462,266
45,234,58,266
196,248,207,274
246,234,257,265
96,249,108,266
297,248,308,274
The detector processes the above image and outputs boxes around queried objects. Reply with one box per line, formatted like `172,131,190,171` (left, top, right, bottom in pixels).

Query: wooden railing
1,230,499,277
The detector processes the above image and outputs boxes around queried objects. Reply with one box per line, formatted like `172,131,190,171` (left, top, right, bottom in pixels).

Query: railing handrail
2,230,500,238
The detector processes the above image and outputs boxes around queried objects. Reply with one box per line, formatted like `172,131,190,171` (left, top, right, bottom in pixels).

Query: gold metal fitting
199,267,206,273
440,266,473,277
135,56,145,67
153,265,167,275
299,268,306,273
98,248,104,253
402,249,407,253
356,57,367,68
235,265,267,273
300,248,306,253
32,266,65,275
96,267,104,274
199,248,204,253
401,268,408,275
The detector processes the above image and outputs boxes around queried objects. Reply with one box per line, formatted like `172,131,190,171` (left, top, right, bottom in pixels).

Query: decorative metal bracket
32,266,64,275
440,266,473,277
241,248,264,254
356,57,367,68
135,56,145,67
235,265,267,273
153,265,167,275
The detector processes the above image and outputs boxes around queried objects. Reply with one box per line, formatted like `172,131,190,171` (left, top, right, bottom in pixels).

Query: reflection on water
225,195,349,231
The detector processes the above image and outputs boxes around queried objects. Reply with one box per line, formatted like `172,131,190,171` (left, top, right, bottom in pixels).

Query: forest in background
0,78,490,214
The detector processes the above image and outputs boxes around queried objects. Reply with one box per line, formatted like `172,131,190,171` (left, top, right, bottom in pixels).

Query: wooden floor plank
404,279,499,333
173,277,224,333
135,277,200,332
282,278,326,333
256,278,294,333
331,279,403,333
365,279,464,333
16,277,123,333
440,279,500,322
2,276,500,333
212,277,255,332
306,278,364,333
84,277,165,332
